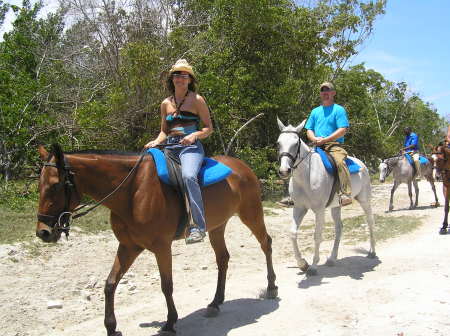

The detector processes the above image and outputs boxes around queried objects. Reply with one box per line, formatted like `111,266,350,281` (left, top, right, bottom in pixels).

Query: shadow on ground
297,253,381,289
141,297,280,336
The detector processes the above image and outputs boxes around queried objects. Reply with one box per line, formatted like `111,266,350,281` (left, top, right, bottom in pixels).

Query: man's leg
325,143,352,206
412,152,422,179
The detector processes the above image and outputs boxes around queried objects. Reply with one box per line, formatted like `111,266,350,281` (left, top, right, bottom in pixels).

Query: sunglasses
320,87,333,92
172,73,190,79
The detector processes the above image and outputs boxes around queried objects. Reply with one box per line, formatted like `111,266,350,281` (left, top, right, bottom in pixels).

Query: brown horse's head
36,144,81,243
432,142,450,171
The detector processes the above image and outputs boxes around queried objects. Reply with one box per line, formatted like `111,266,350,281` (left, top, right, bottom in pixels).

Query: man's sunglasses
320,87,333,92
172,73,190,79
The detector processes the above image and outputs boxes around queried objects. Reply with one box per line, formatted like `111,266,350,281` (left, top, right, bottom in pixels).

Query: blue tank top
166,111,200,135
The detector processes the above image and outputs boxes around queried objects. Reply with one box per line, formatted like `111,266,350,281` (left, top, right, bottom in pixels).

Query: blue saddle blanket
315,147,361,175
404,153,429,166
147,148,232,187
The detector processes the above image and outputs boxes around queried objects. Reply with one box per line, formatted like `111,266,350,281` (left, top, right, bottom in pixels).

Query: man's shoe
277,196,294,207
185,229,206,244
339,195,353,207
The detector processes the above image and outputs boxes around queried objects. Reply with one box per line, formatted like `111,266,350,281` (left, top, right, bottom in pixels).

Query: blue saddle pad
404,153,429,166
315,147,361,175
147,148,232,187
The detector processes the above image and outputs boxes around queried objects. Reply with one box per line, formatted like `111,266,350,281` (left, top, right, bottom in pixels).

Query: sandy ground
1,180,450,336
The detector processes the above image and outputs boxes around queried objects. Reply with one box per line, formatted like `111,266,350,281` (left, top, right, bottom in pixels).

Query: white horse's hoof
325,258,336,266
367,252,377,259
297,259,309,272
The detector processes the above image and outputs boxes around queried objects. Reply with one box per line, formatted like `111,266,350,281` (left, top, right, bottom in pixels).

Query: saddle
146,148,232,238
315,147,361,207
404,153,429,177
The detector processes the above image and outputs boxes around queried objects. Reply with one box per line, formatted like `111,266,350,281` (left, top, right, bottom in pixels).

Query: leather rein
37,150,146,238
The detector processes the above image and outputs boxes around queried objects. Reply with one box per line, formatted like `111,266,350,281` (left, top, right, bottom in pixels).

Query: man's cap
320,82,335,91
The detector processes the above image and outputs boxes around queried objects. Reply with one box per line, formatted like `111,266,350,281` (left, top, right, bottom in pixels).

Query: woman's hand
180,133,198,146
144,140,160,149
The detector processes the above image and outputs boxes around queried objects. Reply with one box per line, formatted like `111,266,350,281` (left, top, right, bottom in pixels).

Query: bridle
37,150,145,238
278,130,313,171
382,155,401,179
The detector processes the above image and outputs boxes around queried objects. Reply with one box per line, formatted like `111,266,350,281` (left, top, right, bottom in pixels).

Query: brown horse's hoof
439,228,448,235
159,331,176,335
258,286,278,299
204,305,220,318
110,332,122,336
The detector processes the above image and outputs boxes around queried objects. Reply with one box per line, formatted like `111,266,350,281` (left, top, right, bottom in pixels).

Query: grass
0,179,423,247
321,214,423,244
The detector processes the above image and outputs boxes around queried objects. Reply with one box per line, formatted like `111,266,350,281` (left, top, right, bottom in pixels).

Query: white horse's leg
413,179,419,208
307,209,325,276
356,198,377,258
389,180,399,211
407,181,414,209
326,206,342,266
290,206,309,271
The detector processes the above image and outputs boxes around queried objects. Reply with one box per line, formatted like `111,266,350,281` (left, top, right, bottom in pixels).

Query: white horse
378,155,439,211
276,118,376,275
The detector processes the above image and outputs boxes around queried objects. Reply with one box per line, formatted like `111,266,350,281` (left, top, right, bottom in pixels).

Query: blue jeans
166,136,206,232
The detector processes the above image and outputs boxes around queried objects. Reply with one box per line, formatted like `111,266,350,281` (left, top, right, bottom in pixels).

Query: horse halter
37,155,77,238
278,130,313,170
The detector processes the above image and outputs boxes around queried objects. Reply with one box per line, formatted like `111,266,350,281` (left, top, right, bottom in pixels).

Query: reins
37,148,147,238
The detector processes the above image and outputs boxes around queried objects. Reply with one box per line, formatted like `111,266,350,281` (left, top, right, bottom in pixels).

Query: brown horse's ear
51,143,64,168
38,145,49,161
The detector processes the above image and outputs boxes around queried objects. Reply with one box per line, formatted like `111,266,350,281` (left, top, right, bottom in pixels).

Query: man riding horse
305,82,352,206
402,126,422,179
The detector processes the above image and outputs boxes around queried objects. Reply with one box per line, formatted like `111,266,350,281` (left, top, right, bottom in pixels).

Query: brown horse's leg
104,243,143,336
441,184,449,234
154,245,178,333
205,225,230,317
238,204,278,299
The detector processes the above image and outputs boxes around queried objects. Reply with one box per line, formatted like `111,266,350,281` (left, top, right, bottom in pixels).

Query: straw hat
169,59,196,79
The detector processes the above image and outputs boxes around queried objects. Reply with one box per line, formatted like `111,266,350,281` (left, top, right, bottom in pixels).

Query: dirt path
1,181,450,336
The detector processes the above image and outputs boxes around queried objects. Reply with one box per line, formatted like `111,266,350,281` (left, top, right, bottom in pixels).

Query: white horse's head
378,160,388,183
276,117,306,179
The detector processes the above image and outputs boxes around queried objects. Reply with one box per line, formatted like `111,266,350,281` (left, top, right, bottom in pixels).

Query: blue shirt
304,104,349,143
404,132,419,151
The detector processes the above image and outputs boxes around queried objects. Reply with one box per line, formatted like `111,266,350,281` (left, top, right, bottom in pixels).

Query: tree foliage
0,0,445,181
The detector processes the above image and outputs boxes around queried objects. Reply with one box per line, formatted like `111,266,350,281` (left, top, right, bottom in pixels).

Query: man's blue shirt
304,103,349,143
404,132,419,151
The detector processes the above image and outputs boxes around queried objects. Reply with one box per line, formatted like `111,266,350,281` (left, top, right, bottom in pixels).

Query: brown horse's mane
65,149,140,156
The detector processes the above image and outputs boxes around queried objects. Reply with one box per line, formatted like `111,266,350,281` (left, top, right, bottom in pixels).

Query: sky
350,0,450,119
2,1,449,118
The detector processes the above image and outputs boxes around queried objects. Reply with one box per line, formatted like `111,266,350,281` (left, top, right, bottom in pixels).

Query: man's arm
312,127,347,146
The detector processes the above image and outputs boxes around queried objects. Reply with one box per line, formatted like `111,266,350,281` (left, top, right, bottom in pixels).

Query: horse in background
432,143,450,234
35,144,278,335
378,154,439,212
276,118,376,276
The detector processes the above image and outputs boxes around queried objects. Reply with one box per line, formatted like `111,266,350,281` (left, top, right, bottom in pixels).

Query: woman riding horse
144,59,212,244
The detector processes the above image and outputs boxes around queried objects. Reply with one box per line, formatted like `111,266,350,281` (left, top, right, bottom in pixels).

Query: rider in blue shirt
403,127,422,178
305,82,352,206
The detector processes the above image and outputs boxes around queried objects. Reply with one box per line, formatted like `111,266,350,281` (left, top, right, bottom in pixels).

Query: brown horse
432,143,450,235
35,144,277,335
